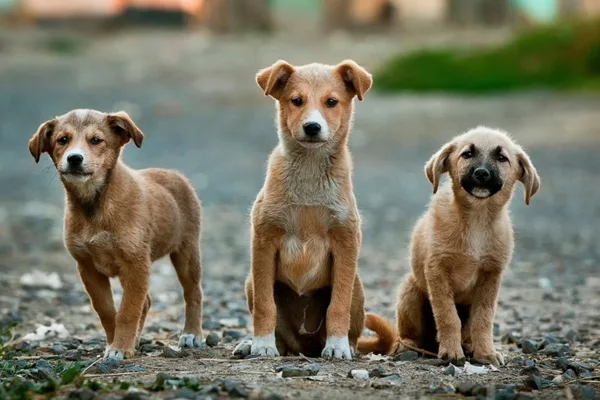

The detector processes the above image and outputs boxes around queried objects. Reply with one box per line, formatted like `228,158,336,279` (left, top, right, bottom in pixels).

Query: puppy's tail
357,313,397,355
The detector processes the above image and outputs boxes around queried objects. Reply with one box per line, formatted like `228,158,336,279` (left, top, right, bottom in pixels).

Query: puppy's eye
497,154,508,162
291,97,303,107
57,137,68,146
461,151,473,159
90,137,103,145
326,98,339,108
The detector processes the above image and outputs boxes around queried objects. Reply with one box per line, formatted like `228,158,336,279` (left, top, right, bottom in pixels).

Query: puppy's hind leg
171,240,204,348
136,294,152,347
396,274,428,353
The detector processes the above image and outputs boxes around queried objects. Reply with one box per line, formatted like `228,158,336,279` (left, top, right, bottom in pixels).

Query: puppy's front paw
473,349,505,366
250,333,280,357
322,336,353,360
103,345,133,361
179,333,202,348
438,341,465,365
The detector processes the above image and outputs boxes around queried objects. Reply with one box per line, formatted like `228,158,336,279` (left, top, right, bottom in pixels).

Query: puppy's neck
446,182,511,223
275,130,351,206
63,161,133,218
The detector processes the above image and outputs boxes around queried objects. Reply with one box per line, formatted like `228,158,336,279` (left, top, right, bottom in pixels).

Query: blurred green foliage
375,19,600,93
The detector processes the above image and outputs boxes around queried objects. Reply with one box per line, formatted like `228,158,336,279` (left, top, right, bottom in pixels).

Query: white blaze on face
304,109,329,139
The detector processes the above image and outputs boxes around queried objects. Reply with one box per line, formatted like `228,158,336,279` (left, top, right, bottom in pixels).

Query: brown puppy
28,109,204,360
359,127,540,365
238,60,372,359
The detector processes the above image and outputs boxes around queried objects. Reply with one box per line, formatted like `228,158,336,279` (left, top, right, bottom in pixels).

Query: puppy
358,127,540,365
239,60,372,359
28,109,204,360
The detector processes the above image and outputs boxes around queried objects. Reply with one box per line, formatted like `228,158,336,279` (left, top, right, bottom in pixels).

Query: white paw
179,333,202,348
322,336,353,360
103,345,125,361
250,333,280,357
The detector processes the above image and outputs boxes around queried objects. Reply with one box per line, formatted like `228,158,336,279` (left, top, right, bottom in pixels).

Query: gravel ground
0,28,599,399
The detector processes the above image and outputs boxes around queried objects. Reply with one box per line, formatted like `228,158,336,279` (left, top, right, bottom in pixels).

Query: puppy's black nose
303,122,321,137
67,154,83,166
473,168,490,182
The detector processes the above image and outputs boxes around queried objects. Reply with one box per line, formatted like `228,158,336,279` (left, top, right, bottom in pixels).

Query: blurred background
0,0,599,385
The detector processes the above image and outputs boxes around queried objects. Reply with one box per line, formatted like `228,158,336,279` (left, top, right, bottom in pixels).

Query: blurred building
2,0,600,31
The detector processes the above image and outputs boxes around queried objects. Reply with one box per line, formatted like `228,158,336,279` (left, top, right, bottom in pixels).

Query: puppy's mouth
297,139,326,149
60,170,94,179
461,182,503,199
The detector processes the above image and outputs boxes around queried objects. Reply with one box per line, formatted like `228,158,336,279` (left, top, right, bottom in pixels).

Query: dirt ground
0,27,599,399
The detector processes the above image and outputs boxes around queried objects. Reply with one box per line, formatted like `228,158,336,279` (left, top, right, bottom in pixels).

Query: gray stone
222,378,248,398
348,369,369,380
205,332,220,347
393,350,418,361
521,339,538,354
444,364,459,376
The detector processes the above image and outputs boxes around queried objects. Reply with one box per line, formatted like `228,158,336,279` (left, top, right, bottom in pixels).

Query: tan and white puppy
29,109,204,360
240,60,372,359
358,127,540,366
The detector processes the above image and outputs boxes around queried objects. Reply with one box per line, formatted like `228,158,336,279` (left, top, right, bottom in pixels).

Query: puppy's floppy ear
336,60,373,101
107,111,144,148
28,119,56,163
256,60,295,100
517,149,540,205
424,142,455,194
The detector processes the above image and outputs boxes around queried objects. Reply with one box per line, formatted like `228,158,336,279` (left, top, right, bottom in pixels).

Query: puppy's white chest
466,227,489,261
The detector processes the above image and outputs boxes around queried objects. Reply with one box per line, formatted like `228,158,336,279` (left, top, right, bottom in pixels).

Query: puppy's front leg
425,263,465,363
107,260,150,360
470,272,504,366
323,227,359,360
77,262,116,344
250,234,279,357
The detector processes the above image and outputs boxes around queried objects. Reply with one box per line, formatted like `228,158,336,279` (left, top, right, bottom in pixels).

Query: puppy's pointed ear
28,119,56,163
517,149,540,205
107,111,144,148
336,60,373,101
256,60,295,100
425,142,455,194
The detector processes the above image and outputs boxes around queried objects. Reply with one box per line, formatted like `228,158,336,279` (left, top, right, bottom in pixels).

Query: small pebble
64,349,81,361
444,364,459,376
521,339,538,354
97,357,121,374
393,350,418,361
457,381,476,395
565,329,579,343
67,388,96,400
205,332,220,347
563,369,577,380
161,346,183,358
222,378,248,398
429,383,455,394
524,375,542,390
519,366,541,376
348,369,369,380
369,365,390,378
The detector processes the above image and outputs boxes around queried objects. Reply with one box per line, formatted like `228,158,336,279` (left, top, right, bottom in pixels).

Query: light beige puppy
29,109,204,360
241,60,372,359
358,127,540,366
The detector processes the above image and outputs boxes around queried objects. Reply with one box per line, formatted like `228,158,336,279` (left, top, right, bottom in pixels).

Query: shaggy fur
358,127,540,366
28,109,204,360
240,60,372,359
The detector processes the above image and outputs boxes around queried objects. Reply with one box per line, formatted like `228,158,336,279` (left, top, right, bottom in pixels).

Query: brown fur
244,60,372,359
28,109,204,359
361,127,540,365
